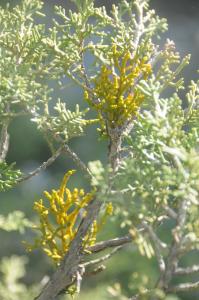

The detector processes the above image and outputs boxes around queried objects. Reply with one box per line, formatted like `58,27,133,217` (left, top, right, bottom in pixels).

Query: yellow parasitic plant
26,170,113,265
84,45,152,135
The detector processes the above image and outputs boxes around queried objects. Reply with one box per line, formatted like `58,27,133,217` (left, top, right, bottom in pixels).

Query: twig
156,199,188,290
88,234,132,253
168,281,199,293
134,0,145,50
63,144,92,180
79,38,92,93
175,265,199,275
76,269,84,294
142,221,167,273
17,141,92,184
17,146,64,183
43,123,92,179
0,122,10,162
142,221,168,251
82,246,124,268
84,265,106,277
163,205,177,220
108,128,122,172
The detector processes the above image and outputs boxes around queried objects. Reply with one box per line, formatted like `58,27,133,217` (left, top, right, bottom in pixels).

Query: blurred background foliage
0,0,199,299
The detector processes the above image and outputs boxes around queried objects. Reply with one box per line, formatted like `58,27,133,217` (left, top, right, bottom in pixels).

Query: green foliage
44,0,167,83
184,80,199,132
113,84,199,225
88,160,105,187
108,279,180,300
0,211,31,233
0,162,21,191
0,256,40,300
0,0,48,121
34,100,97,142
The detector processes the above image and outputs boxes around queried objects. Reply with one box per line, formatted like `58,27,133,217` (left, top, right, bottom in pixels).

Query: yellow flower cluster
27,170,113,264
85,45,151,133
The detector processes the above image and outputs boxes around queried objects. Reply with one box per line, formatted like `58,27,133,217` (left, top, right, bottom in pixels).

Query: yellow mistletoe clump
27,170,113,265
84,45,151,134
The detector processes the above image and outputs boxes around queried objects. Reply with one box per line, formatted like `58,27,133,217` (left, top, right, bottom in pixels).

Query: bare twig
163,205,177,219
17,139,92,184
63,144,92,180
76,268,84,294
82,246,124,268
175,265,199,276
142,221,167,273
156,199,188,290
88,234,132,253
168,281,199,293
17,146,64,183
84,265,106,277
43,123,92,179
108,128,122,172
142,221,168,251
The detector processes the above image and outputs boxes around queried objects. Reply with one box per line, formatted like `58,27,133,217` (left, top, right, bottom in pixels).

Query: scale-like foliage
0,162,21,191
0,1,48,121
0,211,31,233
0,256,40,300
34,100,98,142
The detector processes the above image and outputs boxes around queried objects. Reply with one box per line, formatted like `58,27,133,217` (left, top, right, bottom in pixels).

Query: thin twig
63,144,92,180
156,199,188,290
168,281,199,293
84,265,106,277
175,265,199,276
142,221,167,273
76,269,84,294
163,205,177,219
88,234,132,253
17,146,64,183
142,221,168,251
82,246,124,268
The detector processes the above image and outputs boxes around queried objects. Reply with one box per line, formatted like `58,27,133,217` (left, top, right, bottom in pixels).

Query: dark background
0,1,199,299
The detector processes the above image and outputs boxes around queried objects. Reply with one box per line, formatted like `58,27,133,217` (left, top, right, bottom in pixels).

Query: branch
63,144,92,180
35,198,102,300
27,109,93,180
163,205,177,220
156,198,188,290
17,146,64,183
142,221,167,273
82,246,124,268
134,0,144,49
88,234,132,253
84,265,106,277
0,122,10,162
81,246,125,279
142,221,168,251
17,142,92,184
175,265,199,276
108,128,122,172
168,281,199,293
